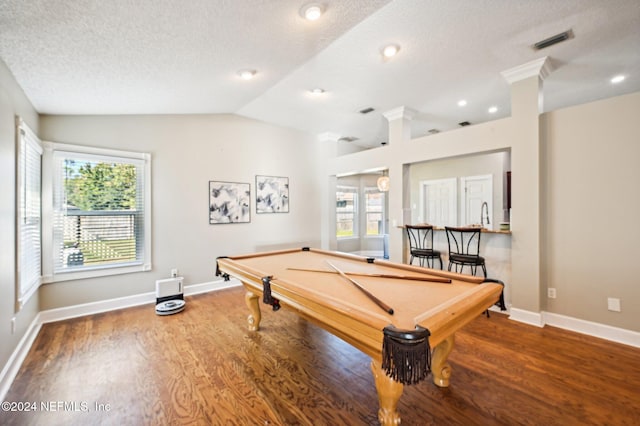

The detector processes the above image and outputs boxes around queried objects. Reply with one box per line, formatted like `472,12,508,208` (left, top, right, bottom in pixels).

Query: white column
383,107,416,146
316,132,340,251
501,57,551,321
382,107,416,262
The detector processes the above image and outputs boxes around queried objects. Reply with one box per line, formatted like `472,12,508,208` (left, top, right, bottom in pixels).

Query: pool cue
286,267,451,284
326,261,394,315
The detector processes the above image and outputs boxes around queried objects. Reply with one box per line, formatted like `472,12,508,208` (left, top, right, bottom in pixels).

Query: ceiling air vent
533,29,573,50
458,121,471,127
338,136,359,143
359,107,375,114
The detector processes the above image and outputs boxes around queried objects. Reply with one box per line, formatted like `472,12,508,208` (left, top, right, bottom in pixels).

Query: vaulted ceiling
1,0,639,149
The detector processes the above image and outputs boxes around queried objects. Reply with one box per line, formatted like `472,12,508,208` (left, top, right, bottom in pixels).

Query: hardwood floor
2,286,639,425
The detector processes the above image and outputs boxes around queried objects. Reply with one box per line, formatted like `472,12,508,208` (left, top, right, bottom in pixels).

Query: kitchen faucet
480,201,490,227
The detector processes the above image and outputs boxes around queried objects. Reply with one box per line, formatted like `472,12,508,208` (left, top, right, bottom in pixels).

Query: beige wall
0,59,40,374
541,92,640,331
38,114,322,309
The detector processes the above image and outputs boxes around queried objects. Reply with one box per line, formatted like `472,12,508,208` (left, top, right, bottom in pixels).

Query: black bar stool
405,224,442,269
444,226,486,277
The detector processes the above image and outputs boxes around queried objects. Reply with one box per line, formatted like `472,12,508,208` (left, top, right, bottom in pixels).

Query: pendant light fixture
377,170,390,192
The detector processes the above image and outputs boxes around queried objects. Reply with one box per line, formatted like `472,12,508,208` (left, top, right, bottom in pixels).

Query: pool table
216,247,503,425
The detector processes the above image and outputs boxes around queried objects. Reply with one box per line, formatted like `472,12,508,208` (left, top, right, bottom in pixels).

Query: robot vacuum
155,277,185,316
155,299,186,316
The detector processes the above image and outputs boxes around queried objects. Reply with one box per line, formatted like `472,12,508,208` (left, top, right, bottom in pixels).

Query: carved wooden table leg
431,334,455,387
371,359,403,426
245,290,261,331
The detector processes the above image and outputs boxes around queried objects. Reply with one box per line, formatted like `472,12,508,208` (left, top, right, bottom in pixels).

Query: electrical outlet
11,317,16,334
171,268,178,278
547,288,557,299
607,298,621,312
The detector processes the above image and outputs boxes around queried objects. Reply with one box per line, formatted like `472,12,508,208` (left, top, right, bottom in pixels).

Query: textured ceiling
1,0,639,149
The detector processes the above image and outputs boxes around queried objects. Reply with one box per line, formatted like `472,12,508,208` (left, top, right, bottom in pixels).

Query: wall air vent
533,29,573,50
458,121,471,127
359,107,375,114
338,136,359,143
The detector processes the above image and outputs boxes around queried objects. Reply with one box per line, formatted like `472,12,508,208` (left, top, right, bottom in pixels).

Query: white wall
38,114,322,309
0,59,40,377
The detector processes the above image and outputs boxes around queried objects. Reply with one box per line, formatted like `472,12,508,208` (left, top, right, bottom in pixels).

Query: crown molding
383,106,417,122
501,56,552,84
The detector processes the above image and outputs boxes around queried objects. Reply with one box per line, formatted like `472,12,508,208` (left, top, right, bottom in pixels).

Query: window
16,118,42,308
44,143,151,281
336,186,357,238
365,188,385,235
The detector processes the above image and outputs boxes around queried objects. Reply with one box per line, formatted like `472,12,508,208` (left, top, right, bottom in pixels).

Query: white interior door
419,178,457,226
461,174,493,229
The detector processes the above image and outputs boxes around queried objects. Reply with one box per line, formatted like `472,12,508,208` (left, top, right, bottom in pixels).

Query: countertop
398,224,512,235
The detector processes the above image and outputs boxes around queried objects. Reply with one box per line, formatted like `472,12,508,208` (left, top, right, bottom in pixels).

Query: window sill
42,263,152,283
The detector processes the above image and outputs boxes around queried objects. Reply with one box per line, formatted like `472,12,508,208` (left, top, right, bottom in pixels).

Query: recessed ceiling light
309,88,325,94
611,75,625,84
300,3,324,21
457,100,467,107
238,69,256,80
488,106,498,114
382,44,400,58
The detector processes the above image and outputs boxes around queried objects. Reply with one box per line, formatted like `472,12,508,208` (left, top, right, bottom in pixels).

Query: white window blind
50,147,150,277
336,186,358,238
365,188,385,236
16,117,43,308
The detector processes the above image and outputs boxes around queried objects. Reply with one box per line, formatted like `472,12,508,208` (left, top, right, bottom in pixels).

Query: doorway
419,178,457,226
461,174,493,229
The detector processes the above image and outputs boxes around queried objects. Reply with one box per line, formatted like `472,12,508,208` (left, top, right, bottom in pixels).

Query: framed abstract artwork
209,181,251,224
256,175,289,214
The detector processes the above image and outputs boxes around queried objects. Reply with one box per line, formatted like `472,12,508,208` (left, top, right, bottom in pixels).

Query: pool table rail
216,247,502,360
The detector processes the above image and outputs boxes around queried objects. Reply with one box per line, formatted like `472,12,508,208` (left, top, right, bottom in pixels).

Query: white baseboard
509,308,640,348
543,311,640,348
38,290,155,324
38,278,241,324
184,278,240,297
0,277,241,401
0,315,42,402
509,308,545,327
